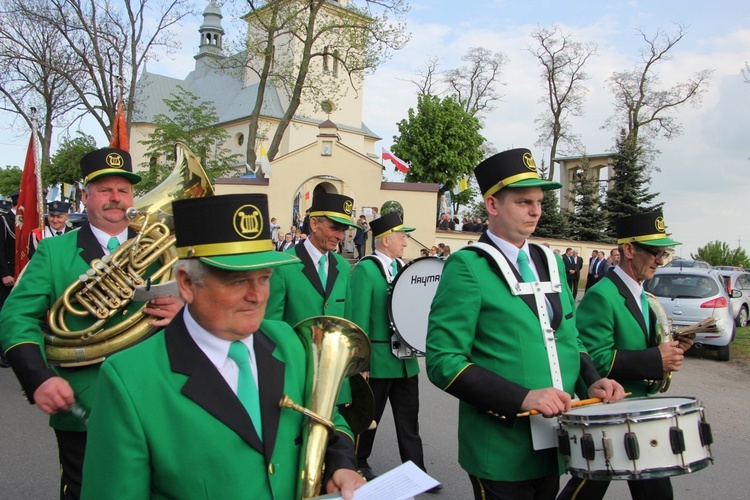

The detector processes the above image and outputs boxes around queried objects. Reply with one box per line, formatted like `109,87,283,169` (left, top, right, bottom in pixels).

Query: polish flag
382,148,409,173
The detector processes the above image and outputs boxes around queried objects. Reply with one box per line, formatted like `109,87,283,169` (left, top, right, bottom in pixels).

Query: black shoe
0,357,10,368
426,483,443,493
358,466,378,481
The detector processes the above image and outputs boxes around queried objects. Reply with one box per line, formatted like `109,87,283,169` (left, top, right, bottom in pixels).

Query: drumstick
517,392,632,417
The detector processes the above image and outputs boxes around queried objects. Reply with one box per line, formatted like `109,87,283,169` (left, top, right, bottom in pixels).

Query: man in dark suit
0,149,183,499
573,250,584,297
29,201,74,258
278,232,295,251
584,250,601,292
0,191,19,309
563,248,577,293
81,193,364,499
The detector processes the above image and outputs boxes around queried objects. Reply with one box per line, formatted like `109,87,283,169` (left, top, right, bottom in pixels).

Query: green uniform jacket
426,236,595,482
81,311,357,499
576,271,663,397
265,243,354,403
0,224,140,432
350,256,419,379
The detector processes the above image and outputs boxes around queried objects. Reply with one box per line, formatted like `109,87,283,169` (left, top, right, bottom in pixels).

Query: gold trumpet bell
45,143,214,367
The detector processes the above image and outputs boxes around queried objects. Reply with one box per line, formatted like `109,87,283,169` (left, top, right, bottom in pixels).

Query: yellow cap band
177,240,274,258
617,233,669,245
374,224,405,240
84,168,134,184
309,210,351,221
483,172,540,198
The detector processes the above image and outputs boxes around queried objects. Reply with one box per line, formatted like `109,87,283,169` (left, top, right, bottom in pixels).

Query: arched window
333,50,340,77
323,46,330,74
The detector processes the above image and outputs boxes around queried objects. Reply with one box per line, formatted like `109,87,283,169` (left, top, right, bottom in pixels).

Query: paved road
1,349,748,498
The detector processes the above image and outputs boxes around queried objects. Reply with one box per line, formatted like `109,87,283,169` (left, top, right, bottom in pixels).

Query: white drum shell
559,397,713,480
388,257,445,357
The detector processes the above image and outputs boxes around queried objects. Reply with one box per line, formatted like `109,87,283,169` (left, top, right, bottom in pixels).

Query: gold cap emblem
655,216,666,233
233,204,263,240
106,153,124,169
343,200,353,215
522,152,537,172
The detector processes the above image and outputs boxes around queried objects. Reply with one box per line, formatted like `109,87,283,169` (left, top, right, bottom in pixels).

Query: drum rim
567,457,712,480
559,396,702,424
387,256,445,353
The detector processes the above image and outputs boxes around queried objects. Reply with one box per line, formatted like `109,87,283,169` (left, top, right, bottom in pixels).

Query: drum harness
358,255,406,357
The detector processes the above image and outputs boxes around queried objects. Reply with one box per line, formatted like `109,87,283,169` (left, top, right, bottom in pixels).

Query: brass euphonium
280,316,371,499
44,143,214,367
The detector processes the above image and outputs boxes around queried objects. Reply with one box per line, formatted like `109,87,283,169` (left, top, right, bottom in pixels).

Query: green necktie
318,254,327,289
107,236,119,253
641,290,650,335
391,260,399,277
517,249,536,282
227,341,263,440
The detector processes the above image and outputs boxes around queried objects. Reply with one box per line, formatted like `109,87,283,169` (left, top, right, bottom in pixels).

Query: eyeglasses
633,243,670,260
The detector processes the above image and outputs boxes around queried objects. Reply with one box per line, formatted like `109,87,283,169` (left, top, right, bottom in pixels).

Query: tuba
645,292,719,394
279,316,370,499
44,143,214,367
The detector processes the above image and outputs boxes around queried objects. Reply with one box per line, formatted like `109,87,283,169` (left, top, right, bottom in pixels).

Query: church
129,0,438,258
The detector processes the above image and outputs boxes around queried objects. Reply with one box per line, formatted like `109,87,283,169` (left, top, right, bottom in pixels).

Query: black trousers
557,476,673,500
356,375,424,470
568,277,578,297
469,474,559,500
54,429,87,500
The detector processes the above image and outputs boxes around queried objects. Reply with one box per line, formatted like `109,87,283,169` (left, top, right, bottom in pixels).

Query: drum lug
699,421,713,446
669,426,686,454
624,432,640,460
581,434,596,461
602,434,614,460
557,428,571,456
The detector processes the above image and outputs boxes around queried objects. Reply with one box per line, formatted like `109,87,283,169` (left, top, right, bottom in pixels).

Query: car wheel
717,343,731,362
736,306,749,328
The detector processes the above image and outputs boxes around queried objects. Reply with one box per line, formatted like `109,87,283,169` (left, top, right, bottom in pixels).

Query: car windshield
644,274,719,299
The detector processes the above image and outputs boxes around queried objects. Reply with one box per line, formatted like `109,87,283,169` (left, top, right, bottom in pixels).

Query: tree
444,47,507,117
137,86,241,194
0,166,22,197
529,25,596,181
227,0,409,171
44,132,97,189
692,241,750,268
10,0,192,142
565,156,607,242
391,94,484,203
534,161,568,239
603,130,662,239
0,0,86,168
604,25,712,163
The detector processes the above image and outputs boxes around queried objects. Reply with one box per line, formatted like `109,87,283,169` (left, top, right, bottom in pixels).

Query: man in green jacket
426,148,624,500
0,148,182,499
350,211,438,487
80,193,364,499
558,211,691,500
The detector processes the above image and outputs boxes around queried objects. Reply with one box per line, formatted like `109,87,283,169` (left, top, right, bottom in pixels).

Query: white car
644,268,735,361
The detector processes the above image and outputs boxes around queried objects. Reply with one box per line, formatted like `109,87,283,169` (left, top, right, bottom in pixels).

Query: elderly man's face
309,216,346,253
178,267,272,341
48,213,69,231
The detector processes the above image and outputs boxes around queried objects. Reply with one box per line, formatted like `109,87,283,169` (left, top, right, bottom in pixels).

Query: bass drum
387,257,445,358
558,396,713,480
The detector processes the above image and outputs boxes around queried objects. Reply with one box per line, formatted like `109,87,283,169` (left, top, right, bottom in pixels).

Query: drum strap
463,242,565,390
359,255,404,284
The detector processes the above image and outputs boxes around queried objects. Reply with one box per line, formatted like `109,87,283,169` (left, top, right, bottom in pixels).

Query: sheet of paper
132,280,180,301
530,413,559,450
314,460,440,500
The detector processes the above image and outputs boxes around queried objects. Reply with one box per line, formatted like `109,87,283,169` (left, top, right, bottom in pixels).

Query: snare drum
558,396,713,480
387,257,445,358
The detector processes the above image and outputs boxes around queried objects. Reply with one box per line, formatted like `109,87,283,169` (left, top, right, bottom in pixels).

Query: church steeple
195,0,225,60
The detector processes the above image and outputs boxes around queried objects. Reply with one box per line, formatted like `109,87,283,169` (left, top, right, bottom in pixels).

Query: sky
1,0,749,257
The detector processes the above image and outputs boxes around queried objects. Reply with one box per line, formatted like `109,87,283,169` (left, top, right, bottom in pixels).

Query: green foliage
392,94,485,201
380,201,404,218
603,130,662,239
691,240,750,268
566,156,608,241
535,162,568,239
137,86,241,194
44,133,97,188
0,166,22,197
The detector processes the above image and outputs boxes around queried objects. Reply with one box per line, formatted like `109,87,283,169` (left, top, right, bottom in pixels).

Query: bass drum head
388,257,445,355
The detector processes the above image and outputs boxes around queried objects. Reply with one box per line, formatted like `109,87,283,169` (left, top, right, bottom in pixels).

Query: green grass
732,325,750,360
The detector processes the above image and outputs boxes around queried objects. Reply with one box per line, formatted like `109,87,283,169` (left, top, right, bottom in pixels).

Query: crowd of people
0,146,691,500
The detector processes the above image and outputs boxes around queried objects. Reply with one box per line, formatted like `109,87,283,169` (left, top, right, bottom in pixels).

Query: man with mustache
0,148,183,499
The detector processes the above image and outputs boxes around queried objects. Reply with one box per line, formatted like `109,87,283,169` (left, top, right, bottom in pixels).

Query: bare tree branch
444,47,507,116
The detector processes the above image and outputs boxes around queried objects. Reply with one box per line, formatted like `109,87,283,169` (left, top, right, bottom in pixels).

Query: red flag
14,129,42,279
109,99,129,151
382,148,409,173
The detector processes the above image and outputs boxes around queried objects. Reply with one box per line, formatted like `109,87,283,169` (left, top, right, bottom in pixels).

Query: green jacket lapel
606,271,651,343
294,243,327,297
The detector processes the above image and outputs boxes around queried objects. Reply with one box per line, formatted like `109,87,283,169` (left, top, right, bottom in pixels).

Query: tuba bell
44,143,214,367
279,316,370,499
